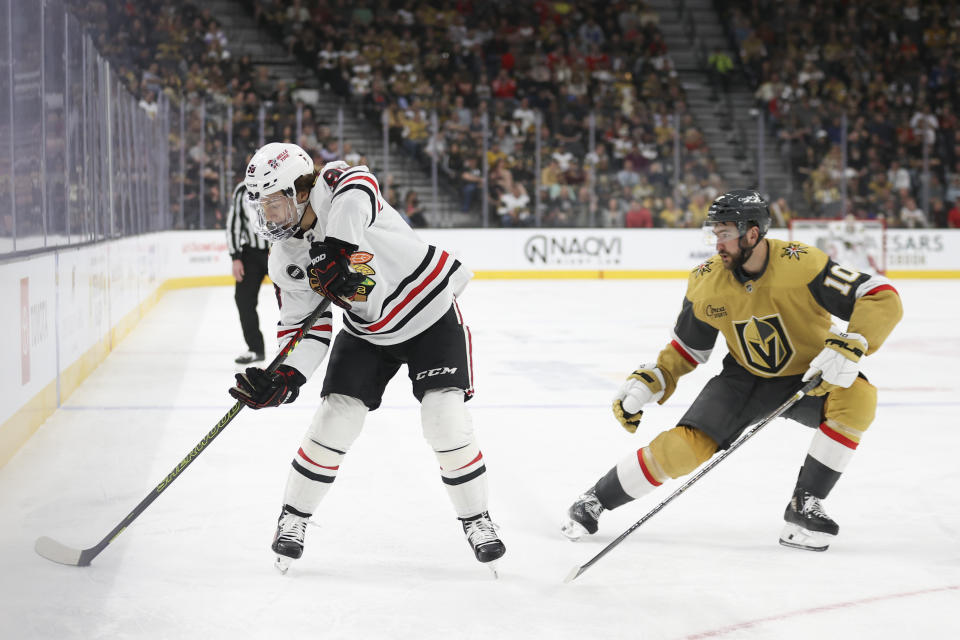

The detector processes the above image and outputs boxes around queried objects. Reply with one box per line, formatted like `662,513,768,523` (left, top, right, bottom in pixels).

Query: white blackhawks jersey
267,162,472,379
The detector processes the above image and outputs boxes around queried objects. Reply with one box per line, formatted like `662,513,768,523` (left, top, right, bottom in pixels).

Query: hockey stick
35,298,333,567
564,375,822,583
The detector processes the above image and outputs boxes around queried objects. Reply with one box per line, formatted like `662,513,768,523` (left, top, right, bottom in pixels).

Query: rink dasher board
2,228,959,468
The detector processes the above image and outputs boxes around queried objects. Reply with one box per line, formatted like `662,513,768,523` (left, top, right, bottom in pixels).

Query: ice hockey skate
460,511,505,577
561,489,605,541
272,507,309,573
234,350,265,365
779,487,839,552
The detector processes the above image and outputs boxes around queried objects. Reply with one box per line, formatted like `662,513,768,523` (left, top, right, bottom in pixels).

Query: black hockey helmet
706,190,771,239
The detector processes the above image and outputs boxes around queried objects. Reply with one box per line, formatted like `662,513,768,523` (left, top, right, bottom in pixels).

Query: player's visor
702,223,741,246
252,190,300,241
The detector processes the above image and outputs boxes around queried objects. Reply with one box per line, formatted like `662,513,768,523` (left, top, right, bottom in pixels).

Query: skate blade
779,522,833,552
485,560,500,579
560,519,589,541
275,555,294,574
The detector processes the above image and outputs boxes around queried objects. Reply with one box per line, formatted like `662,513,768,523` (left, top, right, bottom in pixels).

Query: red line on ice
683,584,959,639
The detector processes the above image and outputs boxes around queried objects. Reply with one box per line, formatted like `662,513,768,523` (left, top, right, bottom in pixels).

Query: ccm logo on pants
415,367,458,380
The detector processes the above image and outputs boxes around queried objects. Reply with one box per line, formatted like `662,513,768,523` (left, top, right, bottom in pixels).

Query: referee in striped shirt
227,181,270,364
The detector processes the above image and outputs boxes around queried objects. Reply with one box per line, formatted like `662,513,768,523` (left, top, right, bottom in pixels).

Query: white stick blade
35,536,84,566
563,564,584,583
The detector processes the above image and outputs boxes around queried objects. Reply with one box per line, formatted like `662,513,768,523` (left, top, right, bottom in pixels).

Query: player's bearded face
710,223,744,270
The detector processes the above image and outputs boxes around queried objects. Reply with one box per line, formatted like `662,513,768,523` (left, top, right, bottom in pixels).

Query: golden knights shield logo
733,314,795,374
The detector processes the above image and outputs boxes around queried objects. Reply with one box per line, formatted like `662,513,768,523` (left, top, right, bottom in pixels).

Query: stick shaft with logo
34,299,333,567
564,375,821,583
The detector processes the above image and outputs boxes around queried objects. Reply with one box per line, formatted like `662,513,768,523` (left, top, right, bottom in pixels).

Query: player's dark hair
294,171,318,196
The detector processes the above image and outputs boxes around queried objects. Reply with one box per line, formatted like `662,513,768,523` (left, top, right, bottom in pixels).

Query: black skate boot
560,488,605,541
460,511,505,576
272,507,309,573
779,487,839,552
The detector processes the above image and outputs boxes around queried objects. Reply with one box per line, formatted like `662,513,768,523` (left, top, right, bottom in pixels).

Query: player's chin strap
296,198,309,218
735,227,764,267
564,375,821,583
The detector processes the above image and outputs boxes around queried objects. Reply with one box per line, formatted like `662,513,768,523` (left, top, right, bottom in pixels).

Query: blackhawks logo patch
349,251,376,302
781,243,808,260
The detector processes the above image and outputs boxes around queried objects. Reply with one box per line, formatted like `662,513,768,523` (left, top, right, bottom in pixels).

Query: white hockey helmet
244,142,316,241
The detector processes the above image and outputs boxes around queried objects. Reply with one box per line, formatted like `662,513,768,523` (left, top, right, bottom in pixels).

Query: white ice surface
1,279,958,639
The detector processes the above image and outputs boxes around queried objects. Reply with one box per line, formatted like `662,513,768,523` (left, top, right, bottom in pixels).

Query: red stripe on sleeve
336,173,382,213
637,448,663,487
671,339,699,366
338,174,380,198
819,423,859,450
864,284,898,297
298,447,340,470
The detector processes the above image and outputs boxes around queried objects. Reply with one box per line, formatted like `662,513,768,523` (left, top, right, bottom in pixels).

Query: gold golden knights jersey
654,238,903,401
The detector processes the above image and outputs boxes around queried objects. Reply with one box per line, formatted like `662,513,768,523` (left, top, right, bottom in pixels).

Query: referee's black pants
235,246,269,354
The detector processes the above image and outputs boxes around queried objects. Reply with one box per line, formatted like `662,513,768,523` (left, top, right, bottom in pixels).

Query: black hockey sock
796,458,842,499
594,466,635,510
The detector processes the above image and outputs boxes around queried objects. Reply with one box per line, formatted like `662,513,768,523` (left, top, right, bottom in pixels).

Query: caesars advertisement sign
885,231,946,268
513,229,955,272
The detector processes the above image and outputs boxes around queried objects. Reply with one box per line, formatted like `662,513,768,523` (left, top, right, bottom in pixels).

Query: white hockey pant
422,387,488,519
282,393,367,516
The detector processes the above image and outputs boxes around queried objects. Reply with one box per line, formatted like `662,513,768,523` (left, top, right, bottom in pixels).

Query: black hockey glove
307,237,365,310
229,365,306,410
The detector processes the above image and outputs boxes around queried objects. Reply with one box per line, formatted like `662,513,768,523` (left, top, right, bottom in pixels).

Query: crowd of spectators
63,0,375,229
50,0,960,230
723,0,960,228
248,0,724,228
66,0,240,228
65,0,728,229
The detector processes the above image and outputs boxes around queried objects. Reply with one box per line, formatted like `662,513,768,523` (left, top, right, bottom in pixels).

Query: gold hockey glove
612,365,665,433
803,328,868,396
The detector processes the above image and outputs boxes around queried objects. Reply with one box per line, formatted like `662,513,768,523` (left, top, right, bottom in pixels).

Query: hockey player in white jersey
228,142,505,574
823,216,882,275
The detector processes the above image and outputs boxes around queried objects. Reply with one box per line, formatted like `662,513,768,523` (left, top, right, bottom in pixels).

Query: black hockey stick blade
34,298,332,567
563,376,821,583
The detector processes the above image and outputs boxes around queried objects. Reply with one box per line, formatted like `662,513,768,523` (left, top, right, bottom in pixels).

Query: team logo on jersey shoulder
348,251,376,302
286,264,305,279
781,243,808,260
322,168,344,188
733,314,795,374
693,259,714,276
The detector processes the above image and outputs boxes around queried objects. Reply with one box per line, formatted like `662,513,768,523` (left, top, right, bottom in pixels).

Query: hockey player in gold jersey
561,190,903,551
